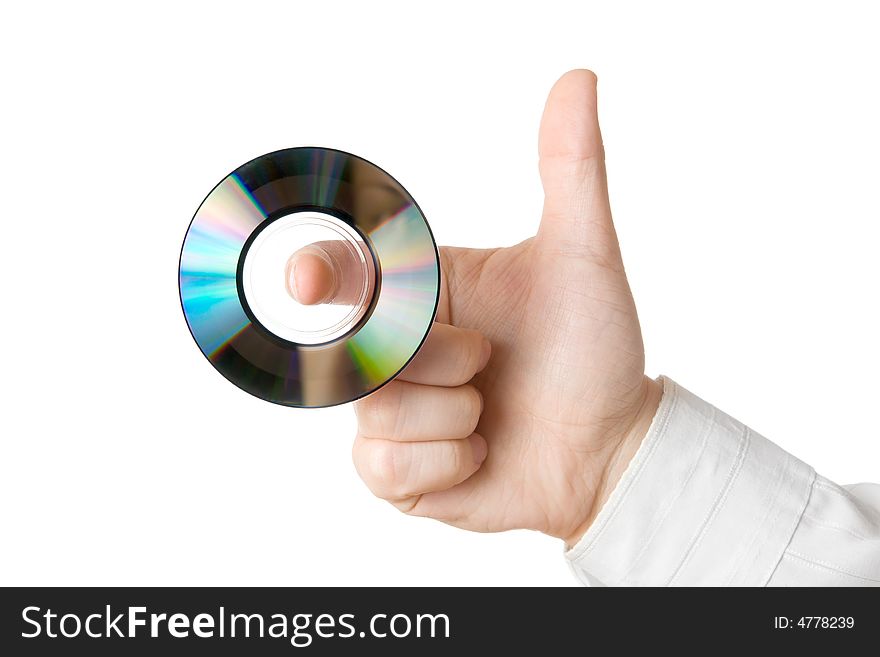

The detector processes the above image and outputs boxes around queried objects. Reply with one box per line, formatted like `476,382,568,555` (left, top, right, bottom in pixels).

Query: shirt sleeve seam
763,468,817,585
666,423,751,585
782,550,880,584
616,405,716,585
813,480,856,500
800,513,872,541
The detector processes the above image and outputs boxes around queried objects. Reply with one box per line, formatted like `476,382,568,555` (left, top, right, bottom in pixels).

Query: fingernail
469,434,488,465
478,338,491,371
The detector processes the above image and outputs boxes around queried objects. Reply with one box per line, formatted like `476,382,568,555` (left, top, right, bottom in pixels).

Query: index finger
398,322,491,387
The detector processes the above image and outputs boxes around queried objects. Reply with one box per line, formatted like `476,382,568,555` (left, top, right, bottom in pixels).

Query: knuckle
457,385,483,435
367,440,396,482
393,495,422,515
449,440,465,477
457,331,482,381
357,383,406,438
367,441,411,499
351,438,373,483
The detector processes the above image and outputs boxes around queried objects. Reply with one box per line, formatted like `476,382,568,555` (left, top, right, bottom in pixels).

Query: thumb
537,70,623,268
286,240,370,306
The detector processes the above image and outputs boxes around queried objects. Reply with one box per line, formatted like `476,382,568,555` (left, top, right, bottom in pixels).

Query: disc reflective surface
179,148,440,408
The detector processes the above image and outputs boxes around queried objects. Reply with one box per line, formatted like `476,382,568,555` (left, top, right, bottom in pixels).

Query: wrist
562,376,663,547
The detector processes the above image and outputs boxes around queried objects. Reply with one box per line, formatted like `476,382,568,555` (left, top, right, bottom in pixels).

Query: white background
2,1,878,586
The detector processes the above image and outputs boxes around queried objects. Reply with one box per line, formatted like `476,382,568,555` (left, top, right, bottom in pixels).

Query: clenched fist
289,70,662,545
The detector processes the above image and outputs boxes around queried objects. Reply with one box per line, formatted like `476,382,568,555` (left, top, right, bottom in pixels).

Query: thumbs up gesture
290,71,662,545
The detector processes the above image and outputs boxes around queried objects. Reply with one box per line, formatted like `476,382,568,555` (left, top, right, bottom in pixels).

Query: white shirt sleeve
565,377,880,586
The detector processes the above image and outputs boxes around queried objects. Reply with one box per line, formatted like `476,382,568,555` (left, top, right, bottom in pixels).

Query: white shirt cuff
565,376,816,586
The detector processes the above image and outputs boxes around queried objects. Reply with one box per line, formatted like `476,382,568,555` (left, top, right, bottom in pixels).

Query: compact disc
179,147,440,408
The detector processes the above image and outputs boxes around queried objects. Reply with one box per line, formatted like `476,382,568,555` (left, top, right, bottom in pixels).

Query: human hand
290,70,662,545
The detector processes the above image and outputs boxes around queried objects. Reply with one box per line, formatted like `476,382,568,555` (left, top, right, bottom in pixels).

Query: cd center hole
241,211,376,346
